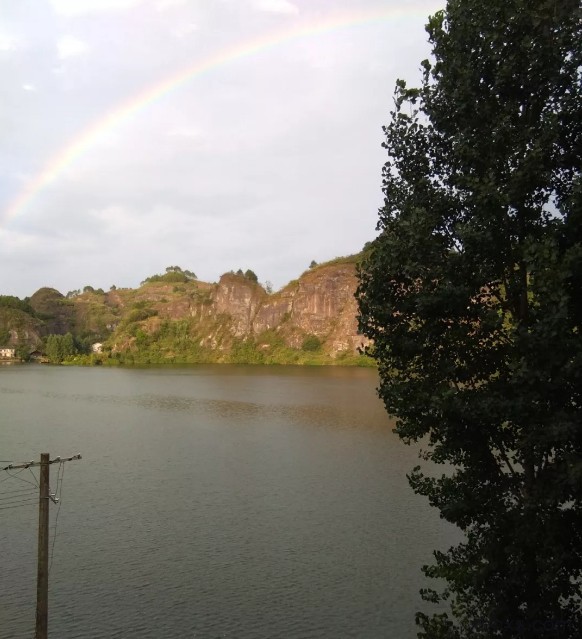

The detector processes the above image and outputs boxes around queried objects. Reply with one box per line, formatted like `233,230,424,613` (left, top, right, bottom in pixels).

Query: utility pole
36,453,50,639
2,453,82,639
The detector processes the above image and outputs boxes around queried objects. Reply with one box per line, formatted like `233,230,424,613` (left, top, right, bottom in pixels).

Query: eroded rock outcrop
212,263,368,356
3,256,371,362
214,273,267,337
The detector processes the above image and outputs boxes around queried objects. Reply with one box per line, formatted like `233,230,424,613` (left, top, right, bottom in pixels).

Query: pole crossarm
2,454,82,472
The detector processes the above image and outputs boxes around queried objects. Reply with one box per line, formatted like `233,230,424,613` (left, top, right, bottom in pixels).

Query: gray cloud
1,0,441,297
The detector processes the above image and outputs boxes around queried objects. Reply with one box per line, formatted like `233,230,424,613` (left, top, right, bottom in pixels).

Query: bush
126,308,157,323
302,335,322,352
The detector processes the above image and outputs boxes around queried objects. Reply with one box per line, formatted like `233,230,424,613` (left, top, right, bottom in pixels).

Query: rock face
0,308,43,349
214,273,267,337
29,288,75,336
252,264,367,353
104,260,369,359
1,257,371,362
204,263,368,356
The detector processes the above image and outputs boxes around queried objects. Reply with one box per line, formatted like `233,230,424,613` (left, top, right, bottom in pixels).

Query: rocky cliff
1,256,371,365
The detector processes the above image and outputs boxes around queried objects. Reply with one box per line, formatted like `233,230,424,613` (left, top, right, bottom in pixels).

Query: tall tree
61,332,75,359
357,1,582,638
45,335,62,363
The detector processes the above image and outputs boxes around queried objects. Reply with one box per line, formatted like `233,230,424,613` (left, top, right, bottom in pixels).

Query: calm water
0,364,455,639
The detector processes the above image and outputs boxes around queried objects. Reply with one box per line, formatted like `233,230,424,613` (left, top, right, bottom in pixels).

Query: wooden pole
35,453,49,639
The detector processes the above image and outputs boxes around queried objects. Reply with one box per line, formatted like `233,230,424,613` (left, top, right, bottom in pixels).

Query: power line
0,498,38,512
0,487,36,497
28,467,39,487
49,463,65,575
52,462,63,501
0,492,36,503
0,468,26,484
0,495,37,503
0,468,38,488
0,488,34,499
0,495,36,504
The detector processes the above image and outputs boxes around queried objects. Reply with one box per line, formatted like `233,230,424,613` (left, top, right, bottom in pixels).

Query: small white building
91,343,103,354
0,348,16,359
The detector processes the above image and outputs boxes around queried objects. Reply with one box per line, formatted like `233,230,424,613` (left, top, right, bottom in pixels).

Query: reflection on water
0,364,456,639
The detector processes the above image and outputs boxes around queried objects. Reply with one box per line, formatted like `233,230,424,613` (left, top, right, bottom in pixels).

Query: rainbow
2,2,440,227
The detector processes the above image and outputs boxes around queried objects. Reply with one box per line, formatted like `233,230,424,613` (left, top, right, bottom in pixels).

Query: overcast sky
0,0,442,297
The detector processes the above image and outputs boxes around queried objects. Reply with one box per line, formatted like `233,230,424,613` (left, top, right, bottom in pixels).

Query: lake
0,364,455,638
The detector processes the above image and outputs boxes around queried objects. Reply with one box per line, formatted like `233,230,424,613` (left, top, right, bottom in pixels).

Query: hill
0,258,372,366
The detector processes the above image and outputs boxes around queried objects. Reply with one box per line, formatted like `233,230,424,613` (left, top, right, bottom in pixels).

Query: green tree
357,1,582,638
0,295,34,314
15,344,31,361
45,334,62,363
165,266,197,280
142,271,188,284
135,329,149,348
244,269,258,283
45,332,76,363
61,332,75,359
